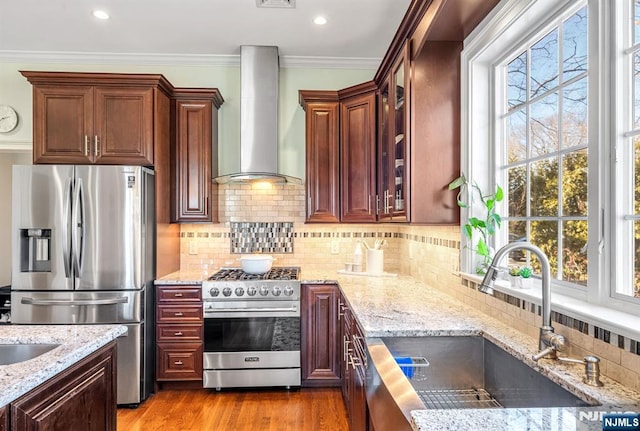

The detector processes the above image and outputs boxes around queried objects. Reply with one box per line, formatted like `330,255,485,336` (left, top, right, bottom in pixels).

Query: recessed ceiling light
313,16,327,25
92,10,110,20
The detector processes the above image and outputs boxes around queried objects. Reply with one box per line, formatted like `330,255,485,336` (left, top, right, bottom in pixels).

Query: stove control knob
272,286,282,296
222,287,232,297
259,286,269,296
235,287,245,297
284,286,294,296
247,286,257,296
209,287,220,297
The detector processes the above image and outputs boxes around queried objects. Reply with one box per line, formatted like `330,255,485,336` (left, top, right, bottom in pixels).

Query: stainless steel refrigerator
10,165,155,406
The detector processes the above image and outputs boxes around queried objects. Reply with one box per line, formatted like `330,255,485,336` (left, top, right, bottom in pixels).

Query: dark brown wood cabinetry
338,292,368,431
10,342,117,431
0,405,6,431
301,0,500,225
156,285,203,384
20,71,172,166
340,83,378,223
299,92,340,223
171,89,223,223
301,283,341,387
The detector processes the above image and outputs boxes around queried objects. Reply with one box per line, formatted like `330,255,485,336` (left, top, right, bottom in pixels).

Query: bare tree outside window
502,7,588,286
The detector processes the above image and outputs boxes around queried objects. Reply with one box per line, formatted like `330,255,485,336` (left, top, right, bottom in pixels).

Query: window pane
508,165,527,217
634,51,640,129
563,7,588,81
508,52,528,109
636,137,640,214
531,29,559,98
562,150,588,216
530,220,559,278
635,1,640,45
562,78,588,149
508,220,527,263
531,158,558,217
562,220,588,286
635,221,640,298
507,109,527,162
530,92,559,157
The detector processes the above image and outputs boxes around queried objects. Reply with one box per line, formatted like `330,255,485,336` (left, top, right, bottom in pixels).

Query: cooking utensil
240,255,274,274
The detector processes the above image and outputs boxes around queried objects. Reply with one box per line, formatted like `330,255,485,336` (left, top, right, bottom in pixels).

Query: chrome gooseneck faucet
479,242,567,360
479,241,603,386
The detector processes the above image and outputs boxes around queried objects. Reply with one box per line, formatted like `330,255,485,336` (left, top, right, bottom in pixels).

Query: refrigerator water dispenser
20,228,52,272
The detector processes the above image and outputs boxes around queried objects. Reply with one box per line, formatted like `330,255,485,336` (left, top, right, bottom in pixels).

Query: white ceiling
0,0,413,68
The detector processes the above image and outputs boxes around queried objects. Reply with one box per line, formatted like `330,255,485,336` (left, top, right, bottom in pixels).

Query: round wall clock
0,105,19,133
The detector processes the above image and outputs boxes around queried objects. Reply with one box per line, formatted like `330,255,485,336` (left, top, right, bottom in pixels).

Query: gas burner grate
208,267,300,281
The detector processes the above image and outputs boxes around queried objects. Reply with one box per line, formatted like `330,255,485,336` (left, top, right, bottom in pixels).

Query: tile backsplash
177,182,640,392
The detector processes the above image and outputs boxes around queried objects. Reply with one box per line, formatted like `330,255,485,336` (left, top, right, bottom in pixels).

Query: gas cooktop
207,267,300,281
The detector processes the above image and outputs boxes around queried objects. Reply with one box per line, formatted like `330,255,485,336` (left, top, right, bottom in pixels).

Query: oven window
204,317,300,352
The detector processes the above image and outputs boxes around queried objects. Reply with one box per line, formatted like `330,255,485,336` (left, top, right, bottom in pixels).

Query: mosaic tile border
462,278,640,357
180,229,461,250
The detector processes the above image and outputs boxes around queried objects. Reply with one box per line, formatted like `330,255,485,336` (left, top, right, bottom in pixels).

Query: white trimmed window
462,0,640,315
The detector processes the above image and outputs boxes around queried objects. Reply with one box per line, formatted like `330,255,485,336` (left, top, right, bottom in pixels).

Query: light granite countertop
0,324,127,407
156,268,640,430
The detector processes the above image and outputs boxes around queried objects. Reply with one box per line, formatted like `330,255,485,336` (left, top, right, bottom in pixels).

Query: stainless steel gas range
201,267,301,390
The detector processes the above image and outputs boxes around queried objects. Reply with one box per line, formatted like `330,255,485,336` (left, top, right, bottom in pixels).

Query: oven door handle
204,306,298,313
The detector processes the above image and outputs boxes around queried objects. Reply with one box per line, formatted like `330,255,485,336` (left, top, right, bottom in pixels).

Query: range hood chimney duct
215,46,302,184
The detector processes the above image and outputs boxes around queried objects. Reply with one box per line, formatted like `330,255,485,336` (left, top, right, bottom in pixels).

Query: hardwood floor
117,388,349,431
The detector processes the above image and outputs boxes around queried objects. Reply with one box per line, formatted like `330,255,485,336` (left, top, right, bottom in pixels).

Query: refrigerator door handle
71,178,86,276
62,177,73,278
21,296,129,306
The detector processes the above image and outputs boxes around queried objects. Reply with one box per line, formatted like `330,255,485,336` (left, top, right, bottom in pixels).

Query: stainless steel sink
366,336,598,431
0,343,59,365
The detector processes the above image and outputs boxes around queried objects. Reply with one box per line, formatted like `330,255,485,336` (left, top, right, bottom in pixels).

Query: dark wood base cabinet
301,284,341,387
9,342,117,431
156,285,203,386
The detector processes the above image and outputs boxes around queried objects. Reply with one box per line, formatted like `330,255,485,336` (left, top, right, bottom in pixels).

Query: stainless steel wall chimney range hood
215,46,302,184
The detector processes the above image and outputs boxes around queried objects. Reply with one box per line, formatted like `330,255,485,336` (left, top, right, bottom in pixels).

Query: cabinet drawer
157,286,201,302
156,343,203,381
156,305,202,323
156,324,203,342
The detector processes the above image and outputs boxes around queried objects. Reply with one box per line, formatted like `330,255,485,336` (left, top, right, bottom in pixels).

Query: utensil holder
367,249,384,275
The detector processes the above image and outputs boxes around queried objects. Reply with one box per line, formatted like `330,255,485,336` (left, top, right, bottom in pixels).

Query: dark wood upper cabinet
339,83,377,223
21,71,173,166
170,88,223,223
299,91,340,223
378,45,410,222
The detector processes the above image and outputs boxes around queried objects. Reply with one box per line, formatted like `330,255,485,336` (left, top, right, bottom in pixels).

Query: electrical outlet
189,242,198,255
330,240,339,254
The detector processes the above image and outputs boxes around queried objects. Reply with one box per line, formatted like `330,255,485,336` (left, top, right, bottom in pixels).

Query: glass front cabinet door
378,50,409,221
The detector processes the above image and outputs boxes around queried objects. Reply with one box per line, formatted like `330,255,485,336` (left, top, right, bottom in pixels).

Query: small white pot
240,255,274,274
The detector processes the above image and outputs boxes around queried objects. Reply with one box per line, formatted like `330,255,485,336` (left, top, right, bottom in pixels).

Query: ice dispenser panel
20,228,52,272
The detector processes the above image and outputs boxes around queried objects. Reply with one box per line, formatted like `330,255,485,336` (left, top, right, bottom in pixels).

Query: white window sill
460,272,640,342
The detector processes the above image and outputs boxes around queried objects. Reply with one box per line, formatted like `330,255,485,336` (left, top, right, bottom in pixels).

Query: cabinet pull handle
174,332,183,336
174,360,183,366
84,136,89,156
174,293,183,297
307,196,312,215
368,196,371,215
94,136,99,156
174,312,184,317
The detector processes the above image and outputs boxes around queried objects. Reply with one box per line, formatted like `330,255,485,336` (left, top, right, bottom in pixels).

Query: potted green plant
518,266,532,288
448,174,503,274
509,267,522,289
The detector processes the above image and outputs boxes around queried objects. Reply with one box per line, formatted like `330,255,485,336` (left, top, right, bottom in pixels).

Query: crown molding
0,50,380,70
